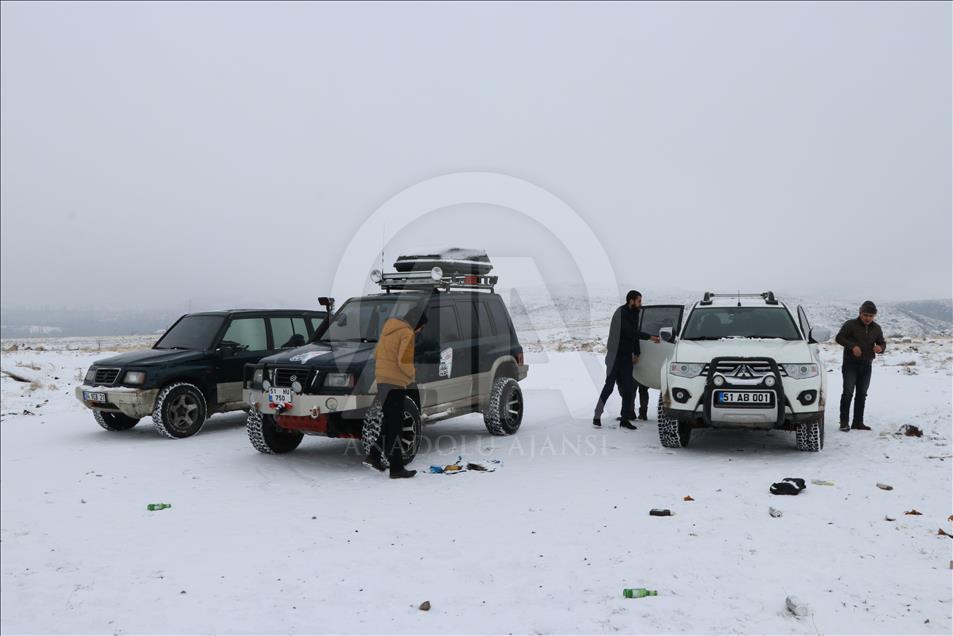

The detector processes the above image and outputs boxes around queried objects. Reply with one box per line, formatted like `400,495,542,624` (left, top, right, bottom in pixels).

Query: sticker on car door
439,347,453,378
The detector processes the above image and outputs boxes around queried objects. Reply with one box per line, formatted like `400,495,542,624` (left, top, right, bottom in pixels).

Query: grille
273,367,311,388
701,362,787,378
93,368,121,385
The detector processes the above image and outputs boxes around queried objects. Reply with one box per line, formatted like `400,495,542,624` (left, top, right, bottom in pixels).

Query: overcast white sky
1,1,950,312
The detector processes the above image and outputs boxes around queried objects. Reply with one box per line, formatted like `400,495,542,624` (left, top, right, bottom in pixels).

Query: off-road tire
152,382,207,439
795,414,824,452
247,410,303,454
93,410,139,431
658,402,691,448
361,396,422,465
483,377,524,436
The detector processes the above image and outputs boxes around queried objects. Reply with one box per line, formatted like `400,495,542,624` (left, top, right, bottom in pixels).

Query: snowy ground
1,339,951,634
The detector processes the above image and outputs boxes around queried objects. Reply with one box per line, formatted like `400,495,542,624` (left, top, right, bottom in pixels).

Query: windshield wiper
683,336,722,341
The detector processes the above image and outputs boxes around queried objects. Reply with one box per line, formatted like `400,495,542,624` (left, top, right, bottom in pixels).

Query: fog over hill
2,289,950,342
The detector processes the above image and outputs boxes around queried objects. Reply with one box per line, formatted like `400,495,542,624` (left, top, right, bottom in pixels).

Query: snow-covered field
1,337,951,634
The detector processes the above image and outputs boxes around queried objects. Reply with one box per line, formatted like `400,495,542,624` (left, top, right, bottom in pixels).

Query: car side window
271,317,309,349
487,299,512,338
221,318,268,352
437,304,460,343
476,303,494,338
457,302,477,340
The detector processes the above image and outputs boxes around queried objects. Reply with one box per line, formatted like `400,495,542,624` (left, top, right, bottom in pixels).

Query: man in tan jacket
366,308,428,478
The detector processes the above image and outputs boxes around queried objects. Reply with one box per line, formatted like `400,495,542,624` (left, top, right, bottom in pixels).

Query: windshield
154,315,225,350
681,307,801,341
320,297,423,343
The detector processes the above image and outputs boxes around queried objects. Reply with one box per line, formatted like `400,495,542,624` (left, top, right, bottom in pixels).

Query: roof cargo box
393,248,493,275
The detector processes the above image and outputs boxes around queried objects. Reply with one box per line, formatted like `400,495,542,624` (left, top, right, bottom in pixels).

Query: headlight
84,367,96,383
783,364,819,379
123,371,146,385
764,375,776,387
324,373,355,389
670,362,704,378
712,375,725,387
263,379,272,390
291,381,303,394
325,397,339,410
253,368,264,385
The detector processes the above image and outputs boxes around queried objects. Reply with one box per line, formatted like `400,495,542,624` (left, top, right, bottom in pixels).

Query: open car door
797,305,813,342
633,305,684,390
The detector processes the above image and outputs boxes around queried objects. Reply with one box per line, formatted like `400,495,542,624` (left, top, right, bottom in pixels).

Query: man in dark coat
835,300,887,432
594,290,642,429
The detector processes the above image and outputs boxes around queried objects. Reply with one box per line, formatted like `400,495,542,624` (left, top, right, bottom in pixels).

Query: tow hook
309,406,321,420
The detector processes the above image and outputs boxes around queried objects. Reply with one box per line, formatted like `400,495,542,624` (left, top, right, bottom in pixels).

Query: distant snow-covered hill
500,287,952,352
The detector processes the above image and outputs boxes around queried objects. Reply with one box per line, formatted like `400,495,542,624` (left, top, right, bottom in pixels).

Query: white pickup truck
633,292,831,452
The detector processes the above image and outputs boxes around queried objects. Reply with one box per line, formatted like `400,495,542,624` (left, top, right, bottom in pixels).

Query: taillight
516,352,524,365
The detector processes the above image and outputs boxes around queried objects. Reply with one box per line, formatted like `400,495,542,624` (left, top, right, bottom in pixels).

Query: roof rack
700,291,777,305
373,268,498,293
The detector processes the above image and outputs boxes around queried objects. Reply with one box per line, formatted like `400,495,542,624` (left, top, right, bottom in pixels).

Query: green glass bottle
623,588,657,598
147,503,172,511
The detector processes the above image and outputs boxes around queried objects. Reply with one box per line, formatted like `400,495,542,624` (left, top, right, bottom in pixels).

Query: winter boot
363,454,386,473
389,467,417,479
839,422,850,432
851,422,871,431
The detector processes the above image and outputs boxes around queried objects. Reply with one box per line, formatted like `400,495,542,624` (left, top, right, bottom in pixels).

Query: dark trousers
375,383,407,469
633,381,650,417
840,360,872,425
595,353,634,418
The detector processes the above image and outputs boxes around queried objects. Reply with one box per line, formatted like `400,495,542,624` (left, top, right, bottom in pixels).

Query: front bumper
664,357,824,429
74,385,159,419
243,388,375,418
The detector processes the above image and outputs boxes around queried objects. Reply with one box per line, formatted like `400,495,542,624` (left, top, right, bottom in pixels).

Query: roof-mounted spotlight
370,269,383,284
430,266,443,281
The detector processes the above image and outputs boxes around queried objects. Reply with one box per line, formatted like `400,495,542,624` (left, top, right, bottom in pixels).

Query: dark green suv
243,265,528,462
76,309,325,438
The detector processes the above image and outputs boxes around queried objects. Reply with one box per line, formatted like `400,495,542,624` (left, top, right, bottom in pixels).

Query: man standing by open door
593,290,642,429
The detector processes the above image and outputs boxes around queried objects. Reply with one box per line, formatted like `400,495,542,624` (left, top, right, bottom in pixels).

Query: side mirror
659,327,674,343
335,313,348,327
217,344,237,358
809,326,832,343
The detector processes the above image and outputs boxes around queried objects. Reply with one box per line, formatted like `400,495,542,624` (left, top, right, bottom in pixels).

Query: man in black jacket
594,290,642,429
835,300,887,432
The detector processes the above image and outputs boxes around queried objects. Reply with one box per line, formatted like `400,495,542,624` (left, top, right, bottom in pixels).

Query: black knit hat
403,305,429,329
860,300,878,315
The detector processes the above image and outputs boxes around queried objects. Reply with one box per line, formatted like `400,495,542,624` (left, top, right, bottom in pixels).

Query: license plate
268,388,293,404
714,391,774,406
83,391,107,403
